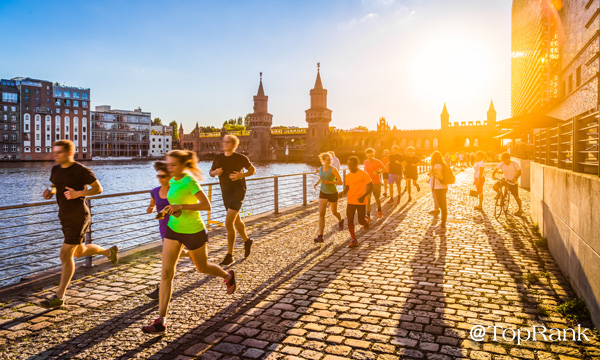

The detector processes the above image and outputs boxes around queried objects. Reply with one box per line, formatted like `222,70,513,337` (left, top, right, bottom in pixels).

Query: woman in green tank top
312,152,344,243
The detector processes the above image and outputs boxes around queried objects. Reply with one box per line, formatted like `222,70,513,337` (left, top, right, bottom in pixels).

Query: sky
0,0,512,132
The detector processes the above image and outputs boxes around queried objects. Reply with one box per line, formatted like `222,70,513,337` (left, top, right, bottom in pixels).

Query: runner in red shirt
363,148,387,219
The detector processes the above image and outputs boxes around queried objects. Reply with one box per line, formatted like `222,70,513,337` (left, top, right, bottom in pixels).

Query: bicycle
493,179,511,219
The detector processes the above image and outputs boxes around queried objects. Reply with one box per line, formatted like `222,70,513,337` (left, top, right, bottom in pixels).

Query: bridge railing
0,162,431,288
533,111,598,175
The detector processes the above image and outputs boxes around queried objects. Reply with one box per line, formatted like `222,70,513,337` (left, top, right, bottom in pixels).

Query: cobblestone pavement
1,169,599,359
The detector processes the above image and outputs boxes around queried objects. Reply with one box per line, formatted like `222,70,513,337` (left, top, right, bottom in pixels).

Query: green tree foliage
223,124,246,131
169,121,179,140
153,117,162,125
199,126,219,133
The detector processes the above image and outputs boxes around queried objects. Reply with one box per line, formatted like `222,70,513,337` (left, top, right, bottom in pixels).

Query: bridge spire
257,72,265,97
314,63,323,90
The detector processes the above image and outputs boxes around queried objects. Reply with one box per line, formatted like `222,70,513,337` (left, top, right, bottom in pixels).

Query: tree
169,121,179,140
223,124,246,132
153,117,162,125
244,113,251,128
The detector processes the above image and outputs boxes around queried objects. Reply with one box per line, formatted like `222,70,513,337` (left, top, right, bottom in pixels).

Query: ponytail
166,150,204,180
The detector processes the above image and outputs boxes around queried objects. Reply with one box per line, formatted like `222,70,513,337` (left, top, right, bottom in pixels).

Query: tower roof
442,103,449,115
314,69,323,90
257,72,265,97
488,99,496,112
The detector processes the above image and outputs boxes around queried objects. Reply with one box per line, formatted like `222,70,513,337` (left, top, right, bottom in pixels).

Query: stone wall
530,162,600,328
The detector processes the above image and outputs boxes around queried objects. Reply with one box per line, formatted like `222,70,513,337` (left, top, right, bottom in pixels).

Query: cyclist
491,152,523,216
473,151,485,211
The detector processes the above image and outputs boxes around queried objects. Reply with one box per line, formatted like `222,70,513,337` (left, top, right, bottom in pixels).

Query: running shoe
429,210,440,215
146,285,159,300
366,214,371,221
377,210,383,219
416,184,421,192
244,239,253,258
313,235,324,243
338,220,344,231
363,218,370,231
348,239,358,248
220,254,233,266
474,206,483,211
514,210,524,216
40,295,64,309
407,196,412,202
225,270,236,294
142,317,166,334
108,245,119,265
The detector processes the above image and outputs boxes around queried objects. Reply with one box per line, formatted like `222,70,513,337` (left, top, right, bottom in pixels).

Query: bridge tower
248,72,273,161
304,63,332,162
487,100,496,128
440,103,449,129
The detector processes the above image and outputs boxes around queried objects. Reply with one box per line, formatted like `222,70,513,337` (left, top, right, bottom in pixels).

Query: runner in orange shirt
363,148,387,219
343,156,373,248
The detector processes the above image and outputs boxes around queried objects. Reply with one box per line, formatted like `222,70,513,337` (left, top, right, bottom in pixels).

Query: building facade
91,106,151,158
0,79,20,160
11,77,90,161
149,125,173,157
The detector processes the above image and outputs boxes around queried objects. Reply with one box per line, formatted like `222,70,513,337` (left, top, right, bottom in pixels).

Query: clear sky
0,0,511,132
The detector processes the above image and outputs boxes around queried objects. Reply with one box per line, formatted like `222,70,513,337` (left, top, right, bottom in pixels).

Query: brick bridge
179,69,501,163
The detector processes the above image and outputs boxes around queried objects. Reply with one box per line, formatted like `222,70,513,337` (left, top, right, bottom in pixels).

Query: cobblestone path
1,170,599,359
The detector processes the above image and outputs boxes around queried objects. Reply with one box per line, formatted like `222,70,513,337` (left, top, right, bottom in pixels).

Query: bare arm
147,197,156,213
323,168,343,185
491,168,499,180
43,185,56,200
64,180,103,200
165,189,211,213
358,182,374,202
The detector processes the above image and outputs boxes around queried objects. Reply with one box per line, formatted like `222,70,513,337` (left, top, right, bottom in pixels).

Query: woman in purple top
145,161,187,299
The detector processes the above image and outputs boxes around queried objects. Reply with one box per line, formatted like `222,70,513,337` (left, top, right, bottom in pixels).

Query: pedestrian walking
403,146,421,201
429,151,449,230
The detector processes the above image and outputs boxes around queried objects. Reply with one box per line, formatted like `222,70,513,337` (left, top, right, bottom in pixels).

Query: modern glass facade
91,106,151,158
511,0,560,117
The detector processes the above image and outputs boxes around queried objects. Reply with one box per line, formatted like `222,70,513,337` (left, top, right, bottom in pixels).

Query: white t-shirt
496,161,520,185
430,164,447,189
331,157,341,171
474,160,485,179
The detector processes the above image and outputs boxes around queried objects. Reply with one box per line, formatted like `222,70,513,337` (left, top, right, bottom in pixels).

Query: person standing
142,150,235,334
40,140,118,309
473,151,486,211
329,151,341,171
343,156,373,248
380,149,390,198
403,146,421,201
429,151,448,230
209,134,256,266
387,145,404,204
313,152,344,243
363,148,386,219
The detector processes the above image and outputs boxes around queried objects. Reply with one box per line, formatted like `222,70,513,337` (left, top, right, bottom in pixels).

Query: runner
491,152,523,216
387,145,404,204
145,161,188,300
142,150,235,334
40,140,118,309
381,149,390,198
209,134,256,266
313,152,344,243
429,151,448,230
403,146,421,201
473,151,485,211
343,156,373,248
363,148,386,219
329,151,341,171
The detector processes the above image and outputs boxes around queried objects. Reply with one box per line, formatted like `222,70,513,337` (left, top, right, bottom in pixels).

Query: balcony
35,107,52,115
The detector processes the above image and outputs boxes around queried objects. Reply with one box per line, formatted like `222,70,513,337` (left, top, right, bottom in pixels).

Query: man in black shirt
210,135,256,265
40,140,119,309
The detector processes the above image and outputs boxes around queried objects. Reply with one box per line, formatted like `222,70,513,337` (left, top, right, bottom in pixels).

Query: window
73,100,79,107
83,111,87,115
576,66,582,87
82,93,88,100
24,147,30,152
35,89,39,94
54,89,62,97
1,92,17,103
11,106,15,112
82,101,88,108
11,115,16,122
569,74,573,93
64,91,70,98
11,135,16,141
2,145,7,152
36,124,40,131
55,99,61,106
2,124,6,130
25,89,29,93
56,134,60,140
65,100,71,106
11,125,16,130
47,134,50,141
25,96,29,101
56,108,60,113
3,135,7,141
74,134,78,141
36,98,39,102
65,109,69,114
11,145,16,152
45,147,51,153
73,92,79,99
36,134,40,140
25,124,29,131
35,146,41,152
83,134,86,141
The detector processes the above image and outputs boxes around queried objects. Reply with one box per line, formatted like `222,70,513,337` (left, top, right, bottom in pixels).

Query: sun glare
410,34,491,104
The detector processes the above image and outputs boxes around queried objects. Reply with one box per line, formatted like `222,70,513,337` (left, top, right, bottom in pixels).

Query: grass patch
532,222,541,236
534,237,548,248
557,298,591,322
525,273,539,285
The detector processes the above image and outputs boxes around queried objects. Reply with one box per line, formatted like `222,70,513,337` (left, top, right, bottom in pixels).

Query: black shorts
164,227,208,251
222,187,246,211
60,215,91,245
382,172,389,179
319,191,339,203
346,204,367,225
404,171,418,181
496,180,519,197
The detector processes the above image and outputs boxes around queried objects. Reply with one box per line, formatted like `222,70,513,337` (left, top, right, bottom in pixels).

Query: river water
0,161,320,286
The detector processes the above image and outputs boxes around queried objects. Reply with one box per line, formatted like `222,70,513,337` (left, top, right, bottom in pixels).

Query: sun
409,34,491,104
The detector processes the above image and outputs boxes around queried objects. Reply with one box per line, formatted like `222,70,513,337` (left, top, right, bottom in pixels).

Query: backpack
441,163,455,185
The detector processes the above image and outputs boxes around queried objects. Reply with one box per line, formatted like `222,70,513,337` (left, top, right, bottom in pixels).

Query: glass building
91,105,151,158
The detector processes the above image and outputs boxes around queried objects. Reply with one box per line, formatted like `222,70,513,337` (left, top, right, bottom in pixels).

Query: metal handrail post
274,177,279,214
302,174,307,206
84,199,93,268
207,184,212,228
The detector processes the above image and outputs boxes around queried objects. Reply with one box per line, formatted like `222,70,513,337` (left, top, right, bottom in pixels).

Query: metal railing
0,162,431,287
533,111,598,175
